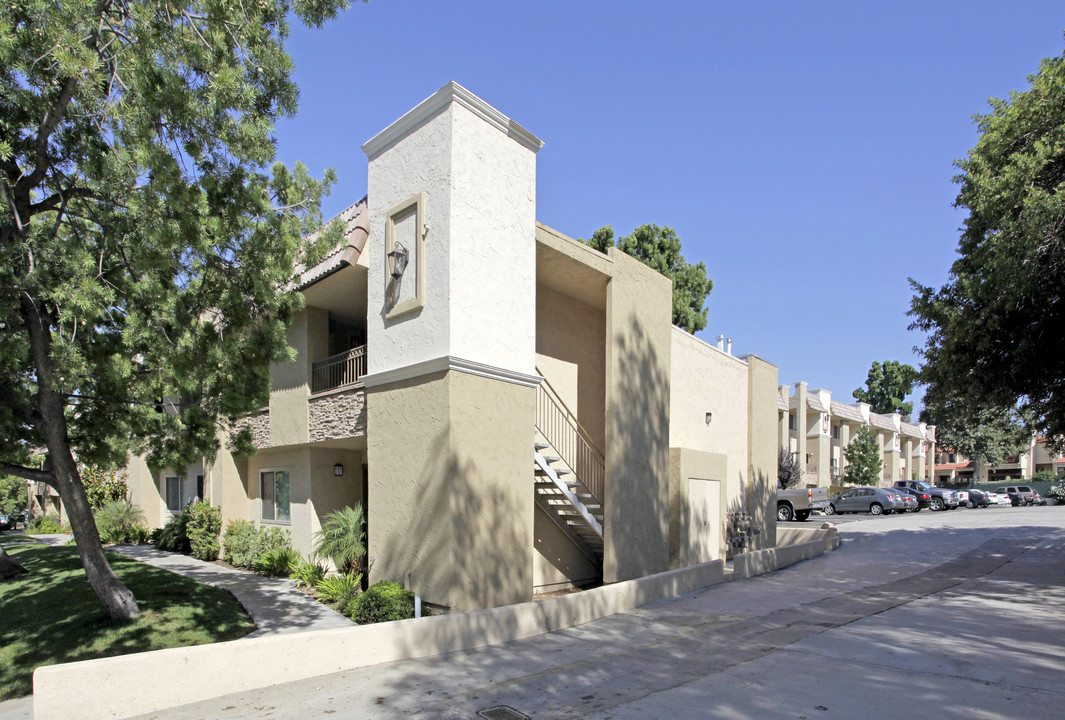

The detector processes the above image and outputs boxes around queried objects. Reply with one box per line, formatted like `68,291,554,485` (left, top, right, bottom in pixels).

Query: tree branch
0,461,55,486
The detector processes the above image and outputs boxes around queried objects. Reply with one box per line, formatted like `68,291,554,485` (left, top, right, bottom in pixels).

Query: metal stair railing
535,372,605,506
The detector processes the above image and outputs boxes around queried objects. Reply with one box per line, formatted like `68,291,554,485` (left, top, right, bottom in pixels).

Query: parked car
993,492,1013,506
826,487,908,516
954,489,969,507
896,492,919,513
893,485,930,511
893,480,958,511
1033,492,1047,506
963,488,991,508
994,485,1034,505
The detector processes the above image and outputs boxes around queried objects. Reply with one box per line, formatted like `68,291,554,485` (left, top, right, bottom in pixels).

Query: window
196,475,204,500
788,414,796,431
832,424,840,440
164,476,182,512
261,469,290,523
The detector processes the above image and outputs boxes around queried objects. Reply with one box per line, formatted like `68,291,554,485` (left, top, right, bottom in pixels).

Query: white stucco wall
364,82,540,380
448,104,537,376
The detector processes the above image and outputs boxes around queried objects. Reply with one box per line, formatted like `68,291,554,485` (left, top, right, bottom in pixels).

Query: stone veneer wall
235,410,271,449
309,387,367,442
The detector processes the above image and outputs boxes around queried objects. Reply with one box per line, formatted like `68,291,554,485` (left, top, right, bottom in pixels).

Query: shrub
313,503,366,574
289,558,326,589
153,512,191,553
95,500,147,544
186,500,223,561
80,465,129,511
255,547,300,577
257,526,292,556
316,572,362,603
348,580,420,624
27,514,63,534
222,519,259,567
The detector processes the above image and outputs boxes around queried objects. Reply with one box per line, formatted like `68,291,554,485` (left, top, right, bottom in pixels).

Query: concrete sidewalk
107,544,352,637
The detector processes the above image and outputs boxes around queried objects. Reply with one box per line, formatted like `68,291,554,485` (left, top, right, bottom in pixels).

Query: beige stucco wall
269,306,328,447
603,248,672,583
125,455,161,529
244,444,364,558
535,284,606,449
669,447,728,569
367,370,534,612
668,328,750,521
744,355,779,551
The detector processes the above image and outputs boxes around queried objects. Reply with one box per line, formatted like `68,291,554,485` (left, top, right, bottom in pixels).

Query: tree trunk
0,545,28,579
21,294,140,621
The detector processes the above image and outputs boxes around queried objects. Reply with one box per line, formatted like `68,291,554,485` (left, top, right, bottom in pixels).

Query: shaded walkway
108,544,352,637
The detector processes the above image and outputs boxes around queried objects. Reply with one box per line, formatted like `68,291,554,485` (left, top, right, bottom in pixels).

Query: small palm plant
314,503,366,574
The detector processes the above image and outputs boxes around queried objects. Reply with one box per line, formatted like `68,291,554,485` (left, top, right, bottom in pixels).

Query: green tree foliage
919,391,1030,467
583,224,712,333
0,475,25,516
852,361,918,417
910,43,1065,443
842,426,882,487
81,466,129,511
0,0,354,620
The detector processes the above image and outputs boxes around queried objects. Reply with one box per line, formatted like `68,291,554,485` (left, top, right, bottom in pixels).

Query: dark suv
894,480,959,511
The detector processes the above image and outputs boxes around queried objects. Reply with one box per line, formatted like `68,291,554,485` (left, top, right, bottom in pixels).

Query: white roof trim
362,81,544,160
362,355,543,389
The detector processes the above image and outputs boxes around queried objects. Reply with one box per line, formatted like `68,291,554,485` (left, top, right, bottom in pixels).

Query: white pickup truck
776,487,830,522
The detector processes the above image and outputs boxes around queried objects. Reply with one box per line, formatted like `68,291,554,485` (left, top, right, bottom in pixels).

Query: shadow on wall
747,468,774,552
609,317,670,581
369,425,530,614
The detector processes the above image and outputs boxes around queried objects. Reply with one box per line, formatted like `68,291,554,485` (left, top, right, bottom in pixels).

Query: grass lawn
0,542,255,701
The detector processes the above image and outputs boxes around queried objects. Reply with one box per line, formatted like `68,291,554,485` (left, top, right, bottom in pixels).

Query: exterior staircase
534,374,605,566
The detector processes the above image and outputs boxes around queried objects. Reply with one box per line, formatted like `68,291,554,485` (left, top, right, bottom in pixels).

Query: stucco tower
361,83,542,611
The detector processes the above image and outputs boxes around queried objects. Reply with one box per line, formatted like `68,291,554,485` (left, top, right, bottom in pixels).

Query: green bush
94,500,147,544
254,547,300,577
313,503,366,574
27,514,64,534
153,512,190,553
257,526,292,555
289,558,326,589
222,519,259,567
186,500,223,561
316,572,361,603
348,580,420,624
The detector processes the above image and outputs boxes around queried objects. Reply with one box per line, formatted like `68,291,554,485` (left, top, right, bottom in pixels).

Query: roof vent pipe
726,338,733,355
717,334,725,350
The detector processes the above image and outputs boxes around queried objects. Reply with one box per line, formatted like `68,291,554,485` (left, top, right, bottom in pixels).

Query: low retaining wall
35,559,727,720
733,524,841,579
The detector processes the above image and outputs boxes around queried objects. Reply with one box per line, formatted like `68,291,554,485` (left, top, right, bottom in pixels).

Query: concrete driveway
119,506,1065,720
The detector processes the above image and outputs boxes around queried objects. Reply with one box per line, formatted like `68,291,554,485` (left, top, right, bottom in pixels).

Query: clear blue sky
273,0,1065,415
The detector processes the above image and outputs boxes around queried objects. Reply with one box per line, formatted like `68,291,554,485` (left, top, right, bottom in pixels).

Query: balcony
311,345,367,394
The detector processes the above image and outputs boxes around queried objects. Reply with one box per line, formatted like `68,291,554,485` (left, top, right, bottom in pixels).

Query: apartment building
778,381,937,487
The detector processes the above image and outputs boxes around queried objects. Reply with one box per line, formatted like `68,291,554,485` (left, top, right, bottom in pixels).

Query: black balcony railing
311,345,367,394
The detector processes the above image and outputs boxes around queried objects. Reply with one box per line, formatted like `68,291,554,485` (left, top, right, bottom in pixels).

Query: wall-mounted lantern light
333,463,344,477
705,412,712,425
388,241,409,279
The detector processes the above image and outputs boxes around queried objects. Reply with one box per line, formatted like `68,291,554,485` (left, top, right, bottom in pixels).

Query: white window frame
260,467,291,525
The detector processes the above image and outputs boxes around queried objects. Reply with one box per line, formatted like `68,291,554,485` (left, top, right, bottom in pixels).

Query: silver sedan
826,487,909,516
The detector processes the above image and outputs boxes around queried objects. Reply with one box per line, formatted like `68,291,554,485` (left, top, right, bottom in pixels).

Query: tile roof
294,197,369,290
778,395,789,411
830,402,865,423
870,413,897,431
901,421,924,438
807,395,828,413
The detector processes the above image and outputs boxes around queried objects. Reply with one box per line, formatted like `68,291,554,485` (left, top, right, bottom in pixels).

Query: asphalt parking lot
105,506,1065,720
